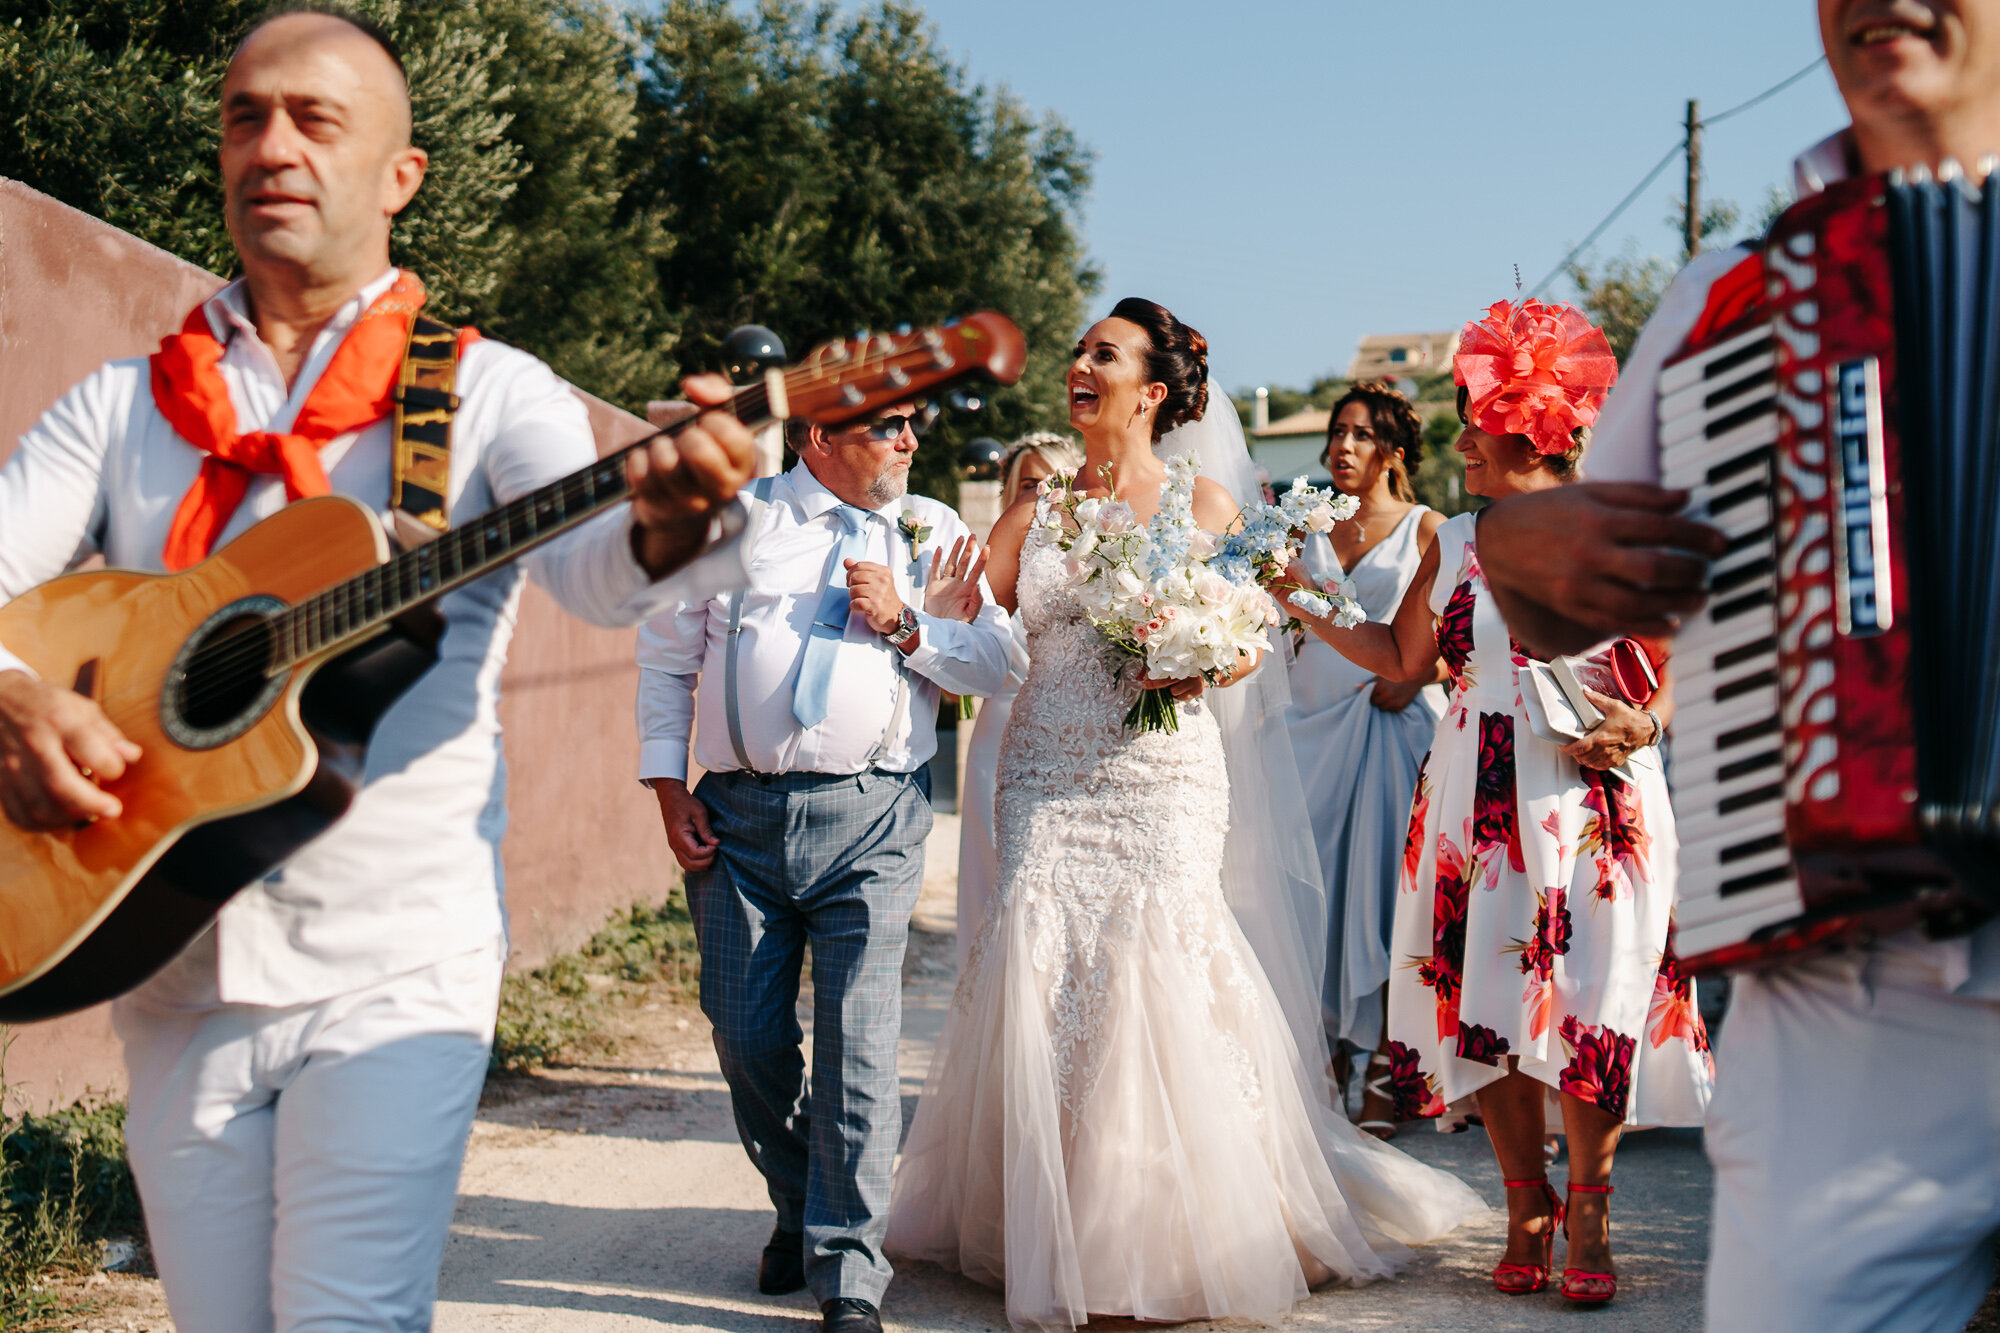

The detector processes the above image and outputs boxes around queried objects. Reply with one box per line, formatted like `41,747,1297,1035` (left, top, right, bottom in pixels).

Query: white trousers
1704,945,2000,1333
113,931,502,1333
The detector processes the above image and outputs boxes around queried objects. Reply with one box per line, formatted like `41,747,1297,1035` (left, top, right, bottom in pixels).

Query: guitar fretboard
266,378,777,672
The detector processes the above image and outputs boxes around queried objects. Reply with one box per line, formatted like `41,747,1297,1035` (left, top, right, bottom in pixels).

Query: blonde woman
955,432,1081,969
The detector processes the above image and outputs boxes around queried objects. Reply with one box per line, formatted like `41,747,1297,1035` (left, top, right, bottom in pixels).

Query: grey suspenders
722,477,912,774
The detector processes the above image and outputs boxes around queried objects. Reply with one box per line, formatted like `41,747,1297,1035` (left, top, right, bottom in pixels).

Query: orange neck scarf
150,271,459,571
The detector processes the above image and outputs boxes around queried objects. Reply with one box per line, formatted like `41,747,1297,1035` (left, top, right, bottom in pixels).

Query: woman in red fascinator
1284,298,1714,1306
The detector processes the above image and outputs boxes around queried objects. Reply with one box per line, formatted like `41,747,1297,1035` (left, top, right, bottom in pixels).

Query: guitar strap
389,315,462,545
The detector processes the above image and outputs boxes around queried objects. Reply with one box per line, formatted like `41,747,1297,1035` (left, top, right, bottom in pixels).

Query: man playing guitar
0,5,754,1327
1476,3,2000,1330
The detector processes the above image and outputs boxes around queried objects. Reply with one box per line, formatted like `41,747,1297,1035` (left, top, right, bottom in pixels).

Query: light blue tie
792,505,873,730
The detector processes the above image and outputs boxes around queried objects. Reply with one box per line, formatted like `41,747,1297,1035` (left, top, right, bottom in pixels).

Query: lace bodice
999,522,1229,823
980,525,1257,1120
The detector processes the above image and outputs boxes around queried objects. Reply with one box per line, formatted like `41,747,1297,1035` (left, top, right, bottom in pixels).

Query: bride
887,298,1483,1329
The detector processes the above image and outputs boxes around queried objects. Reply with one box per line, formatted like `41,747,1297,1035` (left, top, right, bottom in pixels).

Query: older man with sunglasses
636,402,1009,1333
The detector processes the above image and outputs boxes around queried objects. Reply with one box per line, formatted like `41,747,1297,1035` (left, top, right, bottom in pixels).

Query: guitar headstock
781,312,1027,430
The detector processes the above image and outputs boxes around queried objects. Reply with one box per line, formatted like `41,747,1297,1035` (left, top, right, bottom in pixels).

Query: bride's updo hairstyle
1109,297,1209,441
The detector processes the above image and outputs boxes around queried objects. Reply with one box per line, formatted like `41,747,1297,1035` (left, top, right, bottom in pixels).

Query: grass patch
581,897,701,996
490,892,702,1074
0,1084,141,1329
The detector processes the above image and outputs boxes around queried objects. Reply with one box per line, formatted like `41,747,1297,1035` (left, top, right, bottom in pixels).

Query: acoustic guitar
0,313,1026,1022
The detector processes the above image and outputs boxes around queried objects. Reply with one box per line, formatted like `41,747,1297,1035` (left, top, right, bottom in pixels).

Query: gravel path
432,815,1716,1332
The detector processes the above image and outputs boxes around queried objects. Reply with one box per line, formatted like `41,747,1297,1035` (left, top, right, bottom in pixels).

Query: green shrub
0,1092,141,1326
490,953,600,1074
580,896,701,998
489,891,704,1074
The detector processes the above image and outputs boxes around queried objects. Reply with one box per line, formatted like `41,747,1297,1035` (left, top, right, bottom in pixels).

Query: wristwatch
884,606,920,647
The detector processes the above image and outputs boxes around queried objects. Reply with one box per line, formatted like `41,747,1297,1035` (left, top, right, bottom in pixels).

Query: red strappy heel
1561,1181,1616,1304
1492,1178,1562,1295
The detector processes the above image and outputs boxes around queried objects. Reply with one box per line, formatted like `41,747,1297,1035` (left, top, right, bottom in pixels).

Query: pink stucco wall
0,179,674,1113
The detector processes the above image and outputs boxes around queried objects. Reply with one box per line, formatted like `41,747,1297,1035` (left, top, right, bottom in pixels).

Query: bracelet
1642,708,1664,748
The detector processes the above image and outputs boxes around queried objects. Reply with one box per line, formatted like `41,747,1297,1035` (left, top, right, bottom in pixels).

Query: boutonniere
898,509,932,546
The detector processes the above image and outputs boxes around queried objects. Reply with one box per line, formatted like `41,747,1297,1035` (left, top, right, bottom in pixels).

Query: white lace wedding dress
887,524,1484,1330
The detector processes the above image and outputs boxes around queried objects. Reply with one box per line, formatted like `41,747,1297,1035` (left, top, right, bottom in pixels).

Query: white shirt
636,462,1011,781
0,269,748,1005
1584,131,2000,1000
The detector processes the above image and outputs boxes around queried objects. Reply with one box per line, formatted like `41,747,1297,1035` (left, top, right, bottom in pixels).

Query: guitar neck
267,377,781,671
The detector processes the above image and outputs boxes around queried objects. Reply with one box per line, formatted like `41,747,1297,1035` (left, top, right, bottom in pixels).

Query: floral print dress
1382,514,1713,1126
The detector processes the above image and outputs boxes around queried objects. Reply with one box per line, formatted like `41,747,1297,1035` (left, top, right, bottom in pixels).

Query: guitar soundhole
160,595,293,750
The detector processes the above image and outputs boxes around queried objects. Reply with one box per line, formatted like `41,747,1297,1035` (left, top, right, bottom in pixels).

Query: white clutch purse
1519,655,1648,782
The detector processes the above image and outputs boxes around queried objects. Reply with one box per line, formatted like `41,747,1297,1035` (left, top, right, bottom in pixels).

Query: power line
1527,55,1830,298
1705,55,1828,126
1526,144,1683,297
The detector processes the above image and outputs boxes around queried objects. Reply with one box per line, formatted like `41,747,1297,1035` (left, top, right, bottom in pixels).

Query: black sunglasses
851,402,939,441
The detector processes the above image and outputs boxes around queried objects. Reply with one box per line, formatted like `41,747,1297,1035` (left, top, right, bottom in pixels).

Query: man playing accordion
1476,3,2000,1330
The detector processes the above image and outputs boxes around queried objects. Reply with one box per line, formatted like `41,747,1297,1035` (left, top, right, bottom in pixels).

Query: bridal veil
1155,383,1333,1075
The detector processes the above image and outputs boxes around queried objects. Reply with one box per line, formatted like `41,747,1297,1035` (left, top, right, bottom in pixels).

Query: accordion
1662,165,2000,975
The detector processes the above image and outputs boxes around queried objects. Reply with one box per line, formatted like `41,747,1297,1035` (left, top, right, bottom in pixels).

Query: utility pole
1684,98,1703,259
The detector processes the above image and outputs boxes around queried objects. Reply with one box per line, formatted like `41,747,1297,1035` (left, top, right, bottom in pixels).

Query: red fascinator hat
1452,299,1619,456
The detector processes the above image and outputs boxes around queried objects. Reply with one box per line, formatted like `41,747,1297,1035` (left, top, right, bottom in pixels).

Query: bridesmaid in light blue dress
1286,382,1446,1138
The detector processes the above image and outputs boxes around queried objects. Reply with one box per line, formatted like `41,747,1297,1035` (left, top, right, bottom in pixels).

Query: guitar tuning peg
893,322,912,335
945,387,985,414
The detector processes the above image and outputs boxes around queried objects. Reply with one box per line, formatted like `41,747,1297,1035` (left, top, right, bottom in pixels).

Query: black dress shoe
756,1225,806,1295
821,1297,882,1333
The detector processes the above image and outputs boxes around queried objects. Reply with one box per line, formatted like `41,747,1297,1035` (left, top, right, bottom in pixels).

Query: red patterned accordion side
1765,177,1923,856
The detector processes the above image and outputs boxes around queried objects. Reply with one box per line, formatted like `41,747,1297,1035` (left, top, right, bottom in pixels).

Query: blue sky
845,1,1849,394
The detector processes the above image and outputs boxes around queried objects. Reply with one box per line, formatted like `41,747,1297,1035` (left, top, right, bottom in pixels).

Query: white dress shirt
0,269,747,1005
1585,130,2000,1000
636,462,1011,782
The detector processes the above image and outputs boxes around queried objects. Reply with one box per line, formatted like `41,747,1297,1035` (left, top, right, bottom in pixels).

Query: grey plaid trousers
686,766,931,1305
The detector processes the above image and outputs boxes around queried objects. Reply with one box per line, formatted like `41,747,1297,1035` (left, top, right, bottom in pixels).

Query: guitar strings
85,335,967,723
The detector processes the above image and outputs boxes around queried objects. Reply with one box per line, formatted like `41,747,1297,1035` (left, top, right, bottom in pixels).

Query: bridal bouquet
1040,456,1364,732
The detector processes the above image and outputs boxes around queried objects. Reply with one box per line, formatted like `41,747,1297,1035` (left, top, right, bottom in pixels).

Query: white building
1347,329,1459,381
1249,407,1332,488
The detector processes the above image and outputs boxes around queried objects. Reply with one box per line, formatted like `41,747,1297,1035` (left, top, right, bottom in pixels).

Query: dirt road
55,816,1714,1331
431,815,1716,1333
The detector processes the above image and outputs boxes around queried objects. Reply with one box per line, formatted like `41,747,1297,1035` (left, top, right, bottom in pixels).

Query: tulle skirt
888,858,1485,1330
954,677,1016,972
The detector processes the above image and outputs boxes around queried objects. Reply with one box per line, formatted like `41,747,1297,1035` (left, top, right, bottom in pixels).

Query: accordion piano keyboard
1657,320,1809,958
